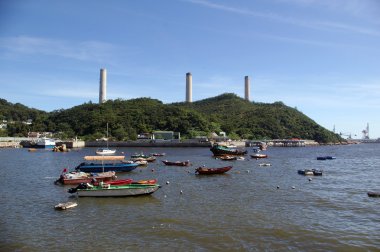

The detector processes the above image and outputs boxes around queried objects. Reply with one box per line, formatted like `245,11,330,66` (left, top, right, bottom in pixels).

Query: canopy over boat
84,155,125,161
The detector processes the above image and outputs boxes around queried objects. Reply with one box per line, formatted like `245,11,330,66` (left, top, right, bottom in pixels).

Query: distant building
153,131,180,140
137,133,153,140
23,119,33,125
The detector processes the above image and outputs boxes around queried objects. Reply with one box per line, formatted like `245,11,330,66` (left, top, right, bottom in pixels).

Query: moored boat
162,160,191,166
68,183,160,197
297,169,323,176
54,169,116,185
96,148,116,155
35,137,56,149
251,153,268,159
210,144,247,156
54,202,78,210
151,153,166,157
219,155,237,161
317,156,336,160
75,155,138,173
195,166,232,175
367,191,380,198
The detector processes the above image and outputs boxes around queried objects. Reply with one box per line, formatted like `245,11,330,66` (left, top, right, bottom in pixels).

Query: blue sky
1,0,379,139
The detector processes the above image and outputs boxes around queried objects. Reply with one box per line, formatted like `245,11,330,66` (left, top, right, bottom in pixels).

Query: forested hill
0,94,341,143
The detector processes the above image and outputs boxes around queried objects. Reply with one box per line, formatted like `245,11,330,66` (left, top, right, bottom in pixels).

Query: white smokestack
186,72,192,103
99,68,107,103
244,76,250,101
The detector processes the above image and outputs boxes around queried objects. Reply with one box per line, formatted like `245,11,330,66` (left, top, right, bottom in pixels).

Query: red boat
195,166,232,175
95,179,157,186
162,160,191,166
54,169,116,185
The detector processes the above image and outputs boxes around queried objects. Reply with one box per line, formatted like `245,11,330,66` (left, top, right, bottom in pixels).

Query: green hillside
0,95,342,143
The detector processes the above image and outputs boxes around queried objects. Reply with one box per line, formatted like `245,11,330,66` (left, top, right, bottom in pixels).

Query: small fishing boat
297,169,323,176
367,191,380,198
162,160,191,166
68,183,160,197
195,166,232,175
210,144,247,156
219,155,237,161
317,156,336,160
131,156,156,162
54,202,78,210
54,169,116,185
251,153,268,159
259,163,271,166
151,153,166,157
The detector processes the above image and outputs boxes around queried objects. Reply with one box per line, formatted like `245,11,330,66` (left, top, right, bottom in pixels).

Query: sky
0,0,379,139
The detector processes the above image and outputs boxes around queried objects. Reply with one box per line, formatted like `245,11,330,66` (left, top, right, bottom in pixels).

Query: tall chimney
99,68,107,103
244,75,250,101
186,72,192,103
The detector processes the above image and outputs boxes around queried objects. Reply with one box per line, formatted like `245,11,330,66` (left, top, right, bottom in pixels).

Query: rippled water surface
1,144,380,251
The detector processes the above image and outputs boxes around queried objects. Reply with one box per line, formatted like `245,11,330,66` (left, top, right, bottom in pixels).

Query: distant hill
0,95,342,143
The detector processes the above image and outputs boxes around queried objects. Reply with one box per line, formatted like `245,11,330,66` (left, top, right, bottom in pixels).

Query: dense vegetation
0,94,342,143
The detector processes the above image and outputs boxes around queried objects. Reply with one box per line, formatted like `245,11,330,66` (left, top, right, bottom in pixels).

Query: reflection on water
1,144,380,251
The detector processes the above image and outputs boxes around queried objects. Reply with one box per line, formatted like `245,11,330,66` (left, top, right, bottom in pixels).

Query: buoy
166,181,170,185
308,178,312,182
180,190,183,194
292,186,295,189
151,169,154,172
276,186,280,189
164,195,167,198
246,170,250,173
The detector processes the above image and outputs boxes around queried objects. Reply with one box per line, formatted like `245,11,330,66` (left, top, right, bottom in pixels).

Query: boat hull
76,184,160,197
195,166,232,175
76,162,138,172
210,145,247,156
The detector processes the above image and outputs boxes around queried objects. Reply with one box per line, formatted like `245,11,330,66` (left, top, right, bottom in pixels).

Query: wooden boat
130,156,156,162
162,160,191,166
210,144,247,156
195,166,232,175
68,183,160,197
219,155,237,161
54,202,78,210
259,163,271,166
367,191,380,198
251,153,268,159
297,169,323,176
131,153,150,159
54,169,116,185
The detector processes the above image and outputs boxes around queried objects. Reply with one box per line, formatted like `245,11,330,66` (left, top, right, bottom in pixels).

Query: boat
54,202,78,210
162,160,191,166
54,169,116,185
130,156,156,162
219,155,237,161
367,191,380,198
68,183,160,197
75,155,138,173
297,169,323,176
195,166,232,175
210,144,247,156
251,153,268,159
259,163,271,166
96,148,116,155
131,153,150,159
151,153,166,157
317,156,336,160
99,179,157,186
96,123,116,155
35,137,56,149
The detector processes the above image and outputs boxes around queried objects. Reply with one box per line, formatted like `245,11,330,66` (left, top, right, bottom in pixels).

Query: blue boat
75,162,138,172
75,156,138,172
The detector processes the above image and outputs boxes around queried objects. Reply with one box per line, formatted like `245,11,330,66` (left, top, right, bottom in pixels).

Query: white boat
95,148,116,155
68,183,160,197
35,137,56,148
96,123,116,155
